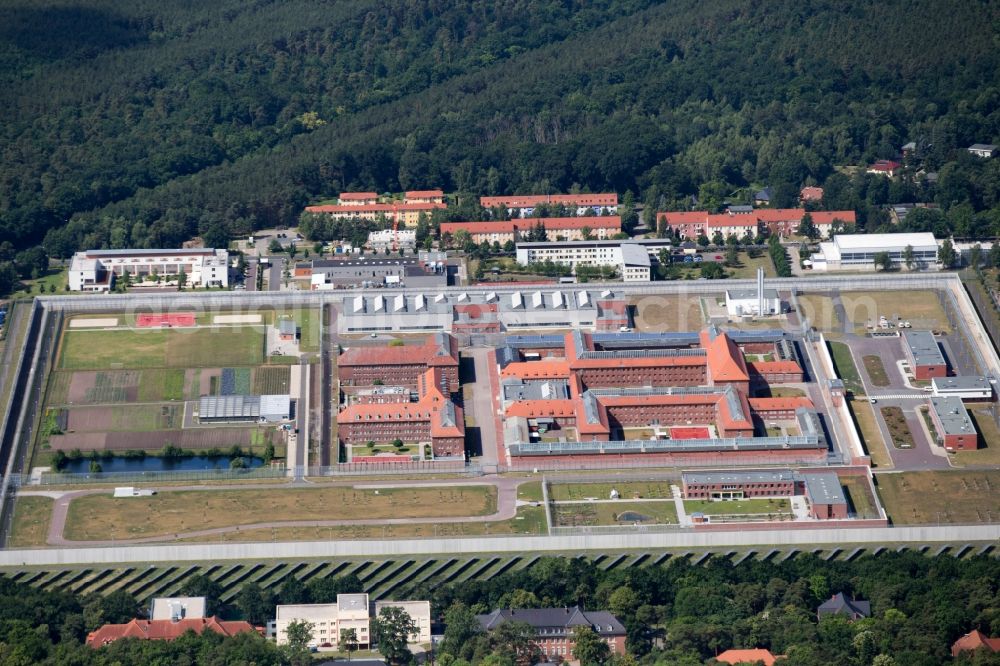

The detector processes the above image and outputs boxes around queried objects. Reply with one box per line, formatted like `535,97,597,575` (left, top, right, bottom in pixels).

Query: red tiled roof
753,208,804,223
658,211,708,224
505,400,577,419
702,331,749,382
869,160,901,171
705,213,759,229
405,190,444,198
952,630,1000,656
481,193,618,207
306,202,445,214
86,617,256,648
339,334,457,368
749,397,814,411
716,648,778,666
747,360,802,375
338,192,378,200
440,217,621,235
800,186,824,201
501,360,572,380
810,210,856,225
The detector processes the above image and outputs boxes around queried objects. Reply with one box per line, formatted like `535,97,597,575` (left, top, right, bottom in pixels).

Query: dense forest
1,0,999,261
1,552,999,665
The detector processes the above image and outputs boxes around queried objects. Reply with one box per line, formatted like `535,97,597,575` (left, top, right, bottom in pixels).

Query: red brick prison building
682,469,798,500
338,332,459,389
801,471,849,519
337,367,465,457
928,396,979,451
903,330,947,380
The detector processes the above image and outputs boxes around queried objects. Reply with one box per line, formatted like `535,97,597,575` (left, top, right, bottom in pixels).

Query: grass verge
875,471,1000,525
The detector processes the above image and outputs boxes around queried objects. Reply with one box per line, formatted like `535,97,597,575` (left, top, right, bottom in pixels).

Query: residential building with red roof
440,216,622,244
481,193,618,217
338,332,459,389
305,201,446,227
404,190,445,203
338,191,379,205
715,647,780,665
86,617,257,648
952,630,1000,658
337,366,465,457
658,209,854,239
800,186,824,202
867,160,902,177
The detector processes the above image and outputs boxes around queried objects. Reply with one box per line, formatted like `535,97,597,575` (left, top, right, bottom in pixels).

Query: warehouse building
928,396,979,451
903,330,948,379
809,232,939,271
197,394,292,423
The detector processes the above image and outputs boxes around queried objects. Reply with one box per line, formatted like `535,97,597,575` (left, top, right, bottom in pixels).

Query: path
466,348,501,470
26,476,524,547
671,484,690,527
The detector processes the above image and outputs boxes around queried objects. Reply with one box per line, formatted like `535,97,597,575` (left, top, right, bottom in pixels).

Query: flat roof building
803,472,848,519
682,469,797,500
150,597,206,621
68,248,229,292
515,239,662,282
197,394,291,423
903,330,947,379
928,396,979,451
931,375,993,400
810,233,939,271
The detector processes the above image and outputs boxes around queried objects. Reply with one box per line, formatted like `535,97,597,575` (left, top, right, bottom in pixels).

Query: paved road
466,348,500,469
3,523,997,568
28,476,525,547
268,256,286,291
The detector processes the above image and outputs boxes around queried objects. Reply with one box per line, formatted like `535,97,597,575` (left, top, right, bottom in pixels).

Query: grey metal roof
338,593,369,611
727,205,755,213
818,593,870,618
796,407,821,437
903,330,946,367
504,335,566,348
259,394,291,418
509,435,821,456
726,288,780,300
477,607,625,636
969,143,998,151
620,243,652,267
578,347,706,361
580,391,603,425
932,376,991,391
278,319,296,335
929,396,976,436
803,472,846,505
682,469,795,485
199,395,260,420
502,379,569,402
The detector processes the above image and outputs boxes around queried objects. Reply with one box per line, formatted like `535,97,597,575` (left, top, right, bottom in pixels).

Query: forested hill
2,0,999,256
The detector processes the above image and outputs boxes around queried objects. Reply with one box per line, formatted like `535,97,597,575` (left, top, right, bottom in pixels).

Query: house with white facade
68,248,229,291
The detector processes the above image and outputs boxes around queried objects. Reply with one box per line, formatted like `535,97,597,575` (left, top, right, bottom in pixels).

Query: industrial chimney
757,266,765,316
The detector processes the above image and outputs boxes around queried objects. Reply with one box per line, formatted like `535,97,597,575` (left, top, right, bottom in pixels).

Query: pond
60,455,265,474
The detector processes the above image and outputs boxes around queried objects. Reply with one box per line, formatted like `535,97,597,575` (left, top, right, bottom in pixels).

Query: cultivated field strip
7,545,995,605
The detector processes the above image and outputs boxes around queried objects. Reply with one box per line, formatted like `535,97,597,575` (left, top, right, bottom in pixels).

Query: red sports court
136,312,196,328
670,426,711,440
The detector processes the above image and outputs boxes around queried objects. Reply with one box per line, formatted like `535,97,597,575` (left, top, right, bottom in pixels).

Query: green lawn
684,498,791,516
137,369,186,401
863,355,890,387
61,327,264,369
876,471,1000,525
517,481,544,502
548,481,674,501
7,496,53,547
727,252,777,279
828,341,865,395
552,501,678,526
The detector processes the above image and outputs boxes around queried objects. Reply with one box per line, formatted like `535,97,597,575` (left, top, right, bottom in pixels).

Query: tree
938,239,957,268
372,606,417,666
581,226,594,241
711,231,724,246
269,239,283,253
874,251,893,272
278,575,308,605
903,244,915,270
439,602,484,658
285,619,314,653
969,243,982,269
339,627,359,660
490,621,543,666
100,590,140,624
725,243,739,267
697,234,710,248
799,212,819,240
572,625,611,665
237,583,273,626
989,241,1000,268
700,262,726,279
177,267,187,291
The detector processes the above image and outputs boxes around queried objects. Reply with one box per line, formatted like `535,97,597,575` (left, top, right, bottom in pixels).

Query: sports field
63,485,497,540
840,290,951,333
632,295,704,331
60,327,264,369
548,481,674,501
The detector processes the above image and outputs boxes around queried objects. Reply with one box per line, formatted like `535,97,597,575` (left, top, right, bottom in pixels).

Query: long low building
69,248,229,291
197,394,292,423
931,375,993,400
657,209,856,240
809,232,939,271
683,469,848,520
440,216,622,244
481,193,618,217
928,396,979,451
515,239,670,282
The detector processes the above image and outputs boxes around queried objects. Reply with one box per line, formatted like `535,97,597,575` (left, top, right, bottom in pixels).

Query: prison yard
61,485,497,542
552,501,678,527
875,471,1000,525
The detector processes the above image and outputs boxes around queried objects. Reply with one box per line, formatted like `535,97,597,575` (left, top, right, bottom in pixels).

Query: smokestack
757,266,765,316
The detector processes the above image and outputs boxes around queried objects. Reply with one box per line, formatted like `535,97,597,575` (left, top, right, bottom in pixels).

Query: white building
725,288,782,317
968,144,998,158
273,594,431,649
150,596,206,621
515,239,670,282
932,376,994,401
368,229,417,252
68,248,229,291
809,233,939,271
